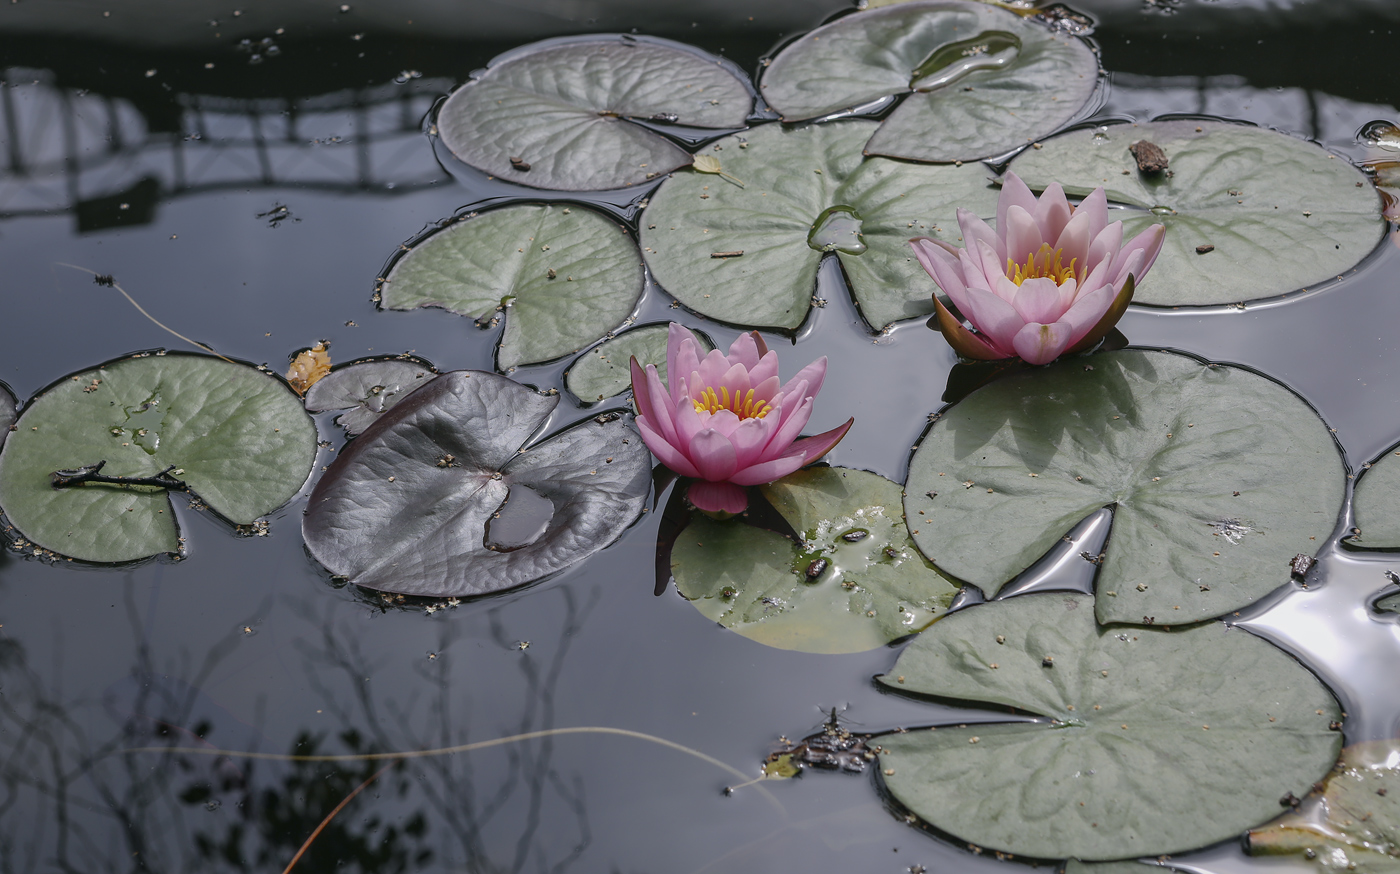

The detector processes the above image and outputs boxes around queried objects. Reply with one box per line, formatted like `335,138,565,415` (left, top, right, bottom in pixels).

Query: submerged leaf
760,0,1098,162
303,359,437,436
437,37,752,191
671,467,959,654
1007,120,1385,306
0,353,317,563
285,341,331,396
381,204,645,370
302,371,651,597
640,120,998,331
877,592,1342,861
904,350,1345,625
564,323,713,404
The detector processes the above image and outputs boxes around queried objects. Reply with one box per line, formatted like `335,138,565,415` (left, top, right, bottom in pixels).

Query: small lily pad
671,467,960,654
760,0,1098,163
437,37,752,191
304,359,437,436
1248,739,1400,871
380,204,645,370
640,120,999,330
564,323,713,404
1350,449,1400,549
0,353,317,563
1007,120,1385,306
302,370,651,598
904,349,1345,625
877,592,1342,861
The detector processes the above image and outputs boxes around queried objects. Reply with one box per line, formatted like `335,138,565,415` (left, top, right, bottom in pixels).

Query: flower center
1007,243,1078,287
693,386,772,419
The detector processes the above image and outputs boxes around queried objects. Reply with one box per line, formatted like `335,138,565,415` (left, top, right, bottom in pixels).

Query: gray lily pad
0,382,15,450
381,204,645,370
1350,449,1400,549
564,323,713,404
671,467,960,654
0,353,316,563
437,37,752,191
876,592,1342,861
1007,120,1385,306
640,120,999,330
302,370,651,597
760,0,1099,163
904,350,1345,626
1248,739,1400,871
304,359,437,436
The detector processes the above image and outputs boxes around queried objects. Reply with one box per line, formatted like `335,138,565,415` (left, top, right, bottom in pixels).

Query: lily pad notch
379,203,646,371
436,34,755,191
0,352,318,563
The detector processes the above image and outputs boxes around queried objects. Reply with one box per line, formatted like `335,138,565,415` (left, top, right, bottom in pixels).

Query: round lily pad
1007,120,1385,306
640,120,999,331
904,349,1345,626
1350,449,1400,549
302,370,651,598
437,36,752,191
760,0,1099,163
380,204,645,370
671,467,960,654
876,592,1342,861
304,359,436,436
564,323,713,404
0,353,317,563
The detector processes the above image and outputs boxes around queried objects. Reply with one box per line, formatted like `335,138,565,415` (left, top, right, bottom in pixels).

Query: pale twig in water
282,759,397,874
55,263,237,364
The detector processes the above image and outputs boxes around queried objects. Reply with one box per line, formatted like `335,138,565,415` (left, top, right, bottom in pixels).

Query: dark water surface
1,1,1398,871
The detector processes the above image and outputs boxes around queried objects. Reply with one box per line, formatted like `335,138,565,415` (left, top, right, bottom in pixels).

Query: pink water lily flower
630,324,853,516
911,172,1166,365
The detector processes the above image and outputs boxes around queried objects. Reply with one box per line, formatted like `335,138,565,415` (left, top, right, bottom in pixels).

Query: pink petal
687,480,748,514
960,285,1027,352
971,239,1006,292
666,322,700,394
729,415,778,470
728,454,807,487
1059,283,1118,347
1034,182,1073,244
780,357,826,400
1073,188,1109,242
1111,249,1145,291
707,409,742,438
784,418,853,466
644,364,681,448
1052,206,1095,273
727,331,762,370
767,395,814,456
1121,223,1166,281
1004,205,1044,267
1056,277,1079,312
718,361,753,400
674,400,707,448
750,374,781,406
630,357,656,422
1085,221,1124,274
694,348,732,393
910,238,970,300
636,417,700,478
1012,321,1074,365
1012,276,1067,324
689,429,738,481
997,172,1040,238
748,350,779,388
956,208,1005,264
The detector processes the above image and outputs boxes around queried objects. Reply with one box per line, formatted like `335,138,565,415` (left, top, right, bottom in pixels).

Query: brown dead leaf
286,341,331,396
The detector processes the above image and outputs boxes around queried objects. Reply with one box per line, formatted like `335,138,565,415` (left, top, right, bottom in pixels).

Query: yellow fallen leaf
691,153,745,188
286,341,331,396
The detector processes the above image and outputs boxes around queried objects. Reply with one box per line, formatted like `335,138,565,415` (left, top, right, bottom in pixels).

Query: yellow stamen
693,384,772,419
1006,243,1079,286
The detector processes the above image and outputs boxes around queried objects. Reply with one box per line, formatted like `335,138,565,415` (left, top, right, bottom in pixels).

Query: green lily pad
302,371,651,597
640,120,999,331
304,359,436,436
0,353,317,563
1065,863,1174,874
904,349,1345,626
1377,592,1400,614
1350,449,1400,549
759,1,1098,163
1007,120,1385,306
671,467,960,654
380,204,645,370
0,383,15,449
437,37,752,191
564,323,713,404
1248,739,1400,871
876,592,1342,861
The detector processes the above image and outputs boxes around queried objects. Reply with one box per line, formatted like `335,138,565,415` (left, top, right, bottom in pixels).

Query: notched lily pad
437,36,753,191
565,323,713,404
877,592,1342,861
302,370,651,598
671,467,959,654
640,120,998,331
0,353,317,563
904,349,1345,626
1350,448,1400,549
1248,739,1400,871
760,0,1099,163
1007,120,1385,306
380,204,645,370
304,358,437,436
